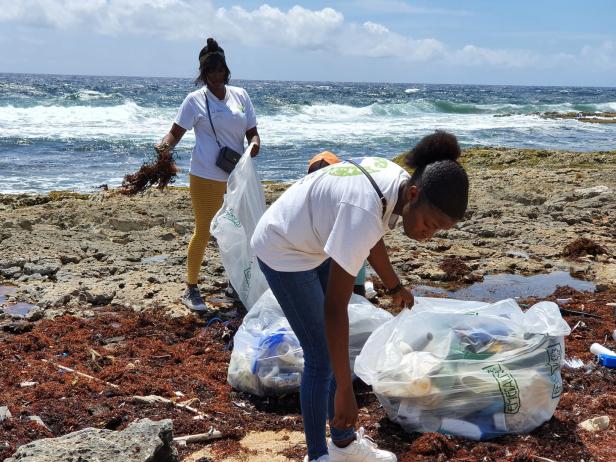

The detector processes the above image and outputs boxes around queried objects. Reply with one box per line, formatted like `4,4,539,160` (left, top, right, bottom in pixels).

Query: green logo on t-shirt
328,158,389,176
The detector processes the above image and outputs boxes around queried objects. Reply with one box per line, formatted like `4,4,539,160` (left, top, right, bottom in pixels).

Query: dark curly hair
195,38,231,86
405,130,469,220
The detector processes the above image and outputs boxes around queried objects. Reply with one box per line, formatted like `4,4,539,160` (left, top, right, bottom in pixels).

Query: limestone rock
82,288,116,306
0,266,22,278
573,185,609,199
6,418,178,462
23,262,60,277
108,218,151,232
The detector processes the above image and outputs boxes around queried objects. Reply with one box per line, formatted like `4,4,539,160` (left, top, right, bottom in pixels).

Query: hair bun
406,130,461,169
206,37,219,51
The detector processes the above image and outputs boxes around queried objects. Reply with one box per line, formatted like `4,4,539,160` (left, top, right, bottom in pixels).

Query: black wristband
384,281,403,296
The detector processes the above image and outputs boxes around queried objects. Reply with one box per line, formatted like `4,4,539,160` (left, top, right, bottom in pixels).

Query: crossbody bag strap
346,159,387,218
204,89,222,148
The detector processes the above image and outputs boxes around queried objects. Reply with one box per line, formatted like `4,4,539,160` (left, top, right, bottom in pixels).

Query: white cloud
350,0,473,16
451,45,539,68
213,5,344,50
581,41,616,68
0,0,594,70
338,21,445,60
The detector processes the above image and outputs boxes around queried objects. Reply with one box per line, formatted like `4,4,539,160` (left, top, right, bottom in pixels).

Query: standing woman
251,131,469,462
156,38,260,311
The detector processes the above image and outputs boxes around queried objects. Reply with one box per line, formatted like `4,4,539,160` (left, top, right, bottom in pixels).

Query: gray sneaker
181,286,207,312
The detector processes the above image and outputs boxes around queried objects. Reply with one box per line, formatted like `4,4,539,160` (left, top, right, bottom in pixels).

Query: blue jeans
258,258,356,460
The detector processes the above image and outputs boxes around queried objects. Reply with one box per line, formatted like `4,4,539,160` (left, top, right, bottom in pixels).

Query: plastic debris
579,415,610,432
563,357,584,369
228,289,392,396
597,354,616,368
355,297,571,440
365,281,377,299
210,146,269,310
590,343,616,357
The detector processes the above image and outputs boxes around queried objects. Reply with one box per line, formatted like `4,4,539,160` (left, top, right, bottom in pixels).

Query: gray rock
59,255,81,265
504,192,546,205
18,273,45,282
476,228,496,238
173,222,192,235
160,233,176,242
6,418,178,462
506,250,530,259
108,218,151,232
23,262,60,277
574,185,609,199
0,266,22,278
18,219,33,231
0,259,26,269
25,306,45,322
83,289,116,306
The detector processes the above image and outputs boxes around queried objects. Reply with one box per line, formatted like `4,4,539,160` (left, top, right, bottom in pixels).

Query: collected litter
354,297,571,440
590,342,616,369
211,146,269,310
227,289,393,396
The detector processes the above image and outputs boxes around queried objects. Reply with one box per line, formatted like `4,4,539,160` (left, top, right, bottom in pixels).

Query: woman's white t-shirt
251,157,410,277
175,85,257,181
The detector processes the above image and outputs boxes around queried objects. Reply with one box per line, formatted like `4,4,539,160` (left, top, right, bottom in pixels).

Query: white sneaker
327,427,396,462
304,456,330,462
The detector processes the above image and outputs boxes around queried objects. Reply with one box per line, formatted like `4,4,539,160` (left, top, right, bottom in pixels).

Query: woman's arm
367,238,414,307
155,123,187,155
246,126,260,157
325,260,358,429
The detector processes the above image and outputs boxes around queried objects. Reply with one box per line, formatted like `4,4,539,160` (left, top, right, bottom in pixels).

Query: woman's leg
258,259,333,461
186,175,226,285
316,261,356,446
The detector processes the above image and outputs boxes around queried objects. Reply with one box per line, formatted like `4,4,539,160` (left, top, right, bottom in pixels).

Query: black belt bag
205,90,242,174
216,146,242,173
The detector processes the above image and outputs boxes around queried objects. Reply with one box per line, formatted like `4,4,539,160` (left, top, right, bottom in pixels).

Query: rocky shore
1,147,616,462
1,147,615,318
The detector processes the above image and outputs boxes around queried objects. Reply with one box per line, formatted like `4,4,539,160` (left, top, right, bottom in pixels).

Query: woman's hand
246,127,260,157
392,286,414,309
332,384,358,430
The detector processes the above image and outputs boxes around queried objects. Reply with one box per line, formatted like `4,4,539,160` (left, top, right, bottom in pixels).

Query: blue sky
1,0,615,86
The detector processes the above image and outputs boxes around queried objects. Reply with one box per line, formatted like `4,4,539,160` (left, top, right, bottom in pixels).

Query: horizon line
1,71,615,90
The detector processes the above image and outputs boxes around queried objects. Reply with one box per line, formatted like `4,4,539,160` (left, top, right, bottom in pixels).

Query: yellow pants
186,174,226,285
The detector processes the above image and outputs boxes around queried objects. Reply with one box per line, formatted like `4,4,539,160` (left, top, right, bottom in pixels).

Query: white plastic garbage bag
228,289,393,396
354,297,571,440
210,145,269,310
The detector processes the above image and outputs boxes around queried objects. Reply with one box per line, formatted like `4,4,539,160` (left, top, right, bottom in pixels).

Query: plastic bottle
590,343,616,357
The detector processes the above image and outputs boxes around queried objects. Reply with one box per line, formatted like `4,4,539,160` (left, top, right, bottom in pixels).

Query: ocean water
1,73,615,193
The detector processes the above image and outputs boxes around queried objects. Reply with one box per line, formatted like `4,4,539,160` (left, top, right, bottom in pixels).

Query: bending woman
155,38,260,311
251,131,469,462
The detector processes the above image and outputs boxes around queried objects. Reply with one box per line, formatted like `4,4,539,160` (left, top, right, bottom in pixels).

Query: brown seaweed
119,152,179,195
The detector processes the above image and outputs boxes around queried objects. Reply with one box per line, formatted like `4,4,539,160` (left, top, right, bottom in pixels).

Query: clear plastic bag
228,290,393,396
354,297,571,440
210,145,269,310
